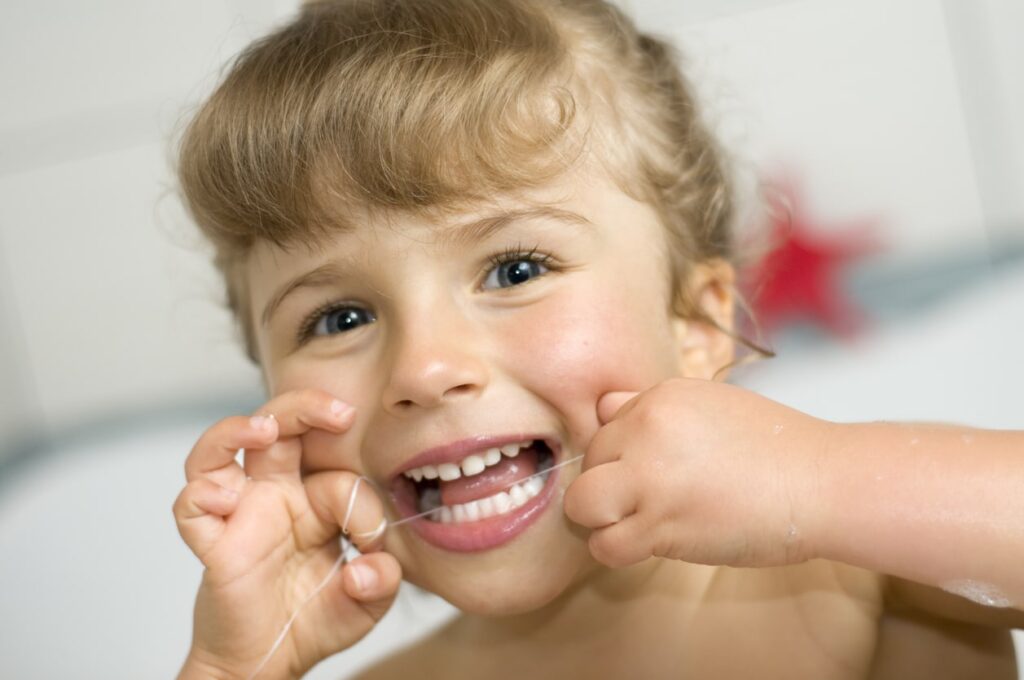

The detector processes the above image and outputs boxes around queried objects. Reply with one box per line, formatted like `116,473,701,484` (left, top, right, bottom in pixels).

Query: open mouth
399,439,556,524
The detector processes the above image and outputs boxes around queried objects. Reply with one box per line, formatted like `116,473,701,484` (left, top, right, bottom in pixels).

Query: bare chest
420,562,885,680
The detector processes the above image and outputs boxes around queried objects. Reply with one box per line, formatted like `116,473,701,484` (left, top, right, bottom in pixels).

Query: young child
171,0,1024,677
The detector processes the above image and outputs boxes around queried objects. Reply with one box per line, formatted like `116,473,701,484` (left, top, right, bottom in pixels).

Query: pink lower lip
390,466,561,553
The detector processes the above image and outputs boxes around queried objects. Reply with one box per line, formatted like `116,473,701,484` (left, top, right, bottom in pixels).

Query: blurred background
1,0,1021,677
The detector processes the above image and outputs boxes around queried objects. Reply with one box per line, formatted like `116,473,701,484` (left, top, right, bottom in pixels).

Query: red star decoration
739,182,882,339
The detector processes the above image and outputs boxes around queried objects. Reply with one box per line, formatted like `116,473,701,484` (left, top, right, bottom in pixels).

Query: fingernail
330,399,353,418
350,564,378,592
250,415,274,431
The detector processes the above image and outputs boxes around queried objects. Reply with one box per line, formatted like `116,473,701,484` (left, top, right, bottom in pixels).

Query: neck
453,557,719,658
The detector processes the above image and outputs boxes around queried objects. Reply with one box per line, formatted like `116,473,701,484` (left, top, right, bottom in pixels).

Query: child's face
245,163,731,614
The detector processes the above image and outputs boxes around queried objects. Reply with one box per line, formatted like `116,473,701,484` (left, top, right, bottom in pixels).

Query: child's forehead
262,162,610,260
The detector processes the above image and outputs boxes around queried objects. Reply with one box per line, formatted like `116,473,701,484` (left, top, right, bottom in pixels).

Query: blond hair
175,0,762,364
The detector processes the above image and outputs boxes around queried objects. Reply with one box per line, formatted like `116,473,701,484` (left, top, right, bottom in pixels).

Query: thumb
597,391,639,425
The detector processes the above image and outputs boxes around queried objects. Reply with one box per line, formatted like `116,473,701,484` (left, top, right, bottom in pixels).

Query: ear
670,259,736,381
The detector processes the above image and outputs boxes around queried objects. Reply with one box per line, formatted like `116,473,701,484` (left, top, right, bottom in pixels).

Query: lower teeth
419,472,549,524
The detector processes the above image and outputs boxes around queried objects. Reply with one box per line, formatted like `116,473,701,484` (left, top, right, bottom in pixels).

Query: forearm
811,421,1024,608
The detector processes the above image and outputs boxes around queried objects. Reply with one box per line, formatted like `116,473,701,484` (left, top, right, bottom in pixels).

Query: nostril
444,383,476,398
384,357,487,410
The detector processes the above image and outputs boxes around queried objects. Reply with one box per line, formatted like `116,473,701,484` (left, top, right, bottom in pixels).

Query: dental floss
247,453,585,678
388,453,584,527
341,476,364,532
245,545,350,680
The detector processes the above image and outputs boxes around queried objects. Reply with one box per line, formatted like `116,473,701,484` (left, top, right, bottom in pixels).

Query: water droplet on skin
773,424,784,435
941,579,1013,608
783,523,799,546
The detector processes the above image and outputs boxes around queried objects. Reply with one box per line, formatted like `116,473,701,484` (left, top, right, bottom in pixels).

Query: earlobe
673,259,736,380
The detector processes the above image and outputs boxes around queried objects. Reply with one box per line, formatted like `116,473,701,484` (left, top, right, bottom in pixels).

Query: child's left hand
564,378,832,569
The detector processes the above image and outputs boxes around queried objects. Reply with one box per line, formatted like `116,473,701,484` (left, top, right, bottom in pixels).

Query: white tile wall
1,1,276,175
943,0,1024,236
653,0,990,257
0,1,291,447
0,142,264,438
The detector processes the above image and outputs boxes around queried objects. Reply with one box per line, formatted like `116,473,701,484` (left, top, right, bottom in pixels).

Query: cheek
499,284,678,439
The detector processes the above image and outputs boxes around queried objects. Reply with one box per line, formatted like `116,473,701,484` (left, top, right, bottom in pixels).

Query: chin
433,562,586,617
405,531,594,618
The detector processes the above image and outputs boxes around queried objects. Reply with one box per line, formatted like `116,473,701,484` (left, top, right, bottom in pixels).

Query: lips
389,435,562,552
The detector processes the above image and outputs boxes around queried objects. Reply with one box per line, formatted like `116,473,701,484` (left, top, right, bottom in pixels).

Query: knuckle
172,482,202,518
171,489,187,516
563,477,594,522
297,387,334,411
588,531,617,566
562,485,582,522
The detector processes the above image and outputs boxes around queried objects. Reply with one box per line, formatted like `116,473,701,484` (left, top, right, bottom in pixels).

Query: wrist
795,417,847,563
178,649,253,680
178,653,231,680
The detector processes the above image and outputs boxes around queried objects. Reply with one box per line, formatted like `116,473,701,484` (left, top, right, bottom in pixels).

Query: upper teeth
403,441,532,482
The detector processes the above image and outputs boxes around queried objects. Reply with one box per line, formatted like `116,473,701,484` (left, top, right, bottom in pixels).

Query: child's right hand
173,389,401,680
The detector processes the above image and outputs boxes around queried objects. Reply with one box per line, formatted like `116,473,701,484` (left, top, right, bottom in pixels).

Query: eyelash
485,243,553,273
294,245,557,346
296,298,354,345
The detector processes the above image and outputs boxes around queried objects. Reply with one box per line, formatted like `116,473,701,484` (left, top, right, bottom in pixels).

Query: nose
381,307,489,413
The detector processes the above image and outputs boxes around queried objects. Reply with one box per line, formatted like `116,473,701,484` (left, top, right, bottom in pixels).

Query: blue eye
301,305,376,342
483,257,550,290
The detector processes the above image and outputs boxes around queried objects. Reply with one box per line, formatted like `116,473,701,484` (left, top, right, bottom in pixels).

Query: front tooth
411,468,424,482
452,504,467,523
492,491,512,514
438,463,461,481
422,465,439,480
500,443,520,458
476,496,495,518
509,484,528,507
464,500,481,521
461,454,486,476
439,506,453,524
483,448,502,466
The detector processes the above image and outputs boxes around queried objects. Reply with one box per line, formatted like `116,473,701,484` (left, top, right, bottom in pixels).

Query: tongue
440,448,539,507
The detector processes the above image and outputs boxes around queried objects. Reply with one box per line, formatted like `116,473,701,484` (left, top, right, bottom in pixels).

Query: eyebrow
260,206,592,328
442,206,593,247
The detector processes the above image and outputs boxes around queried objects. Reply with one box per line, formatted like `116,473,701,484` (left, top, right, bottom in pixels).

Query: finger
304,471,388,553
596,391,640,425
243,390,356,480
184,415,278,485
563,461,637,529
256,388,355,438
588,512,653,568
340,552,403,623
172,479,240,559
582,417,627,471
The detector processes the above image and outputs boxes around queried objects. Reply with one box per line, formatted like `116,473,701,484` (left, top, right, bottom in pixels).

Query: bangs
177,0,592,255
